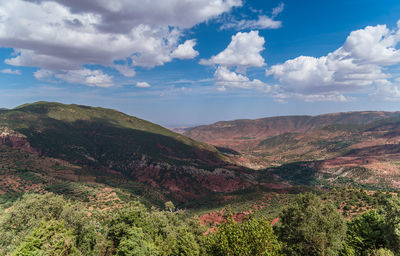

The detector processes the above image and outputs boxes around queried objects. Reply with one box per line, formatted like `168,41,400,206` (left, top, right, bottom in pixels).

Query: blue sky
1,0,400,127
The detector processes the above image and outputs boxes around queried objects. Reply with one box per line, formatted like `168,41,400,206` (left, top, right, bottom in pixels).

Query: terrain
0,101,255,209
186,112,400,190
2,103,400,211
185,111,400,152
2,102,400,255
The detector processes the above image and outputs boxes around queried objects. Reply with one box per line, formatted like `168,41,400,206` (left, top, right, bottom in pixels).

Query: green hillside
0,101,222,165
0,102,252,205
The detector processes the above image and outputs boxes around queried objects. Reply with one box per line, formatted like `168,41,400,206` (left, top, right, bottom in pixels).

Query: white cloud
136,81,151,88
221,15,281,30
272,90,353,103
220,3,283,30
0,68,21,75
214,66,270,91
21,0,243,31
34,68,115,88
114,64,136,78
373,82,400,101
0,0,242,86
56,69,114,88
200,31,265,69
266,22,400,101
272,3,285,18
171,40,199,59
342,24,400,65
217,86,227,92
200,31,269,92
34,69,54,82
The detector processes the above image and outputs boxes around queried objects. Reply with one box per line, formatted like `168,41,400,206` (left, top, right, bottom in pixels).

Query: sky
1,0,400,127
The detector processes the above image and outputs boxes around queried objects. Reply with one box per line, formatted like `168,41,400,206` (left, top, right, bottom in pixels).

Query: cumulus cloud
214,66,270,91
136,82,151,88
266,22,400,101
0,68,21,75
171,40,199,59
0,0,242,86
200,31,265,69
201,31,269,92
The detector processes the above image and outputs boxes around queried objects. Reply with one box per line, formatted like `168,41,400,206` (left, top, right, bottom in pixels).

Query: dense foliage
1,192,400,255
205,212,282,256
276,193,347,256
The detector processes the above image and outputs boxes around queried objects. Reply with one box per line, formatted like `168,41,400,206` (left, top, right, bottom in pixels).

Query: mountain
185,111,400,189
2,104,400,208
185,111,400,151
0,102,253,205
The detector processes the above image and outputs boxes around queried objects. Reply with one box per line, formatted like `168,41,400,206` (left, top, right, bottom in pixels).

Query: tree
108,201,204,256
107,201,152,248
0,193,108,255
116,227,159,256
171,227,200,256
277,193,347,256
345,210,386,256
383,197,400,254
11,219,79,256
370,248,394,256
0,193,65,254
165,201,175,212
206,213,282,256
60,203,108,255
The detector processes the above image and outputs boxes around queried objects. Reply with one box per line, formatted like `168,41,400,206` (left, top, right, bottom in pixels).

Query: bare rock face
0,127,37,154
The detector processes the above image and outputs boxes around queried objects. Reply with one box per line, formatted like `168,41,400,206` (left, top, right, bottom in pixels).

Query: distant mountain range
185,111,400,189
185,111,400,151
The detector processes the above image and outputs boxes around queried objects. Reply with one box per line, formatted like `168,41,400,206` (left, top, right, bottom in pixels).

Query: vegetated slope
184,111,400,151
0,102,253,203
